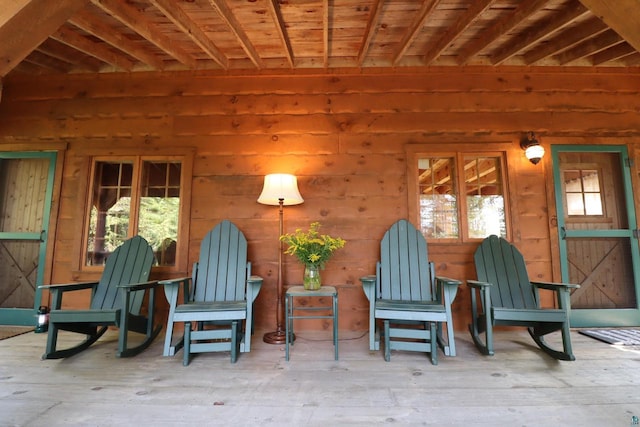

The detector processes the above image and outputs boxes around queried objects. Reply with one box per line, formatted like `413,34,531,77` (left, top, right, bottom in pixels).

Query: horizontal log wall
1,67,639,334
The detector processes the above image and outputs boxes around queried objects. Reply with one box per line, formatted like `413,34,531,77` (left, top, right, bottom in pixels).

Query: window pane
464,156,506,238
584,193,603,215
467,195,505,238
566,193,585,215
86,161,133,265
564,169,603,217
418,157,458,238
582,170,600,191
138,162,180,266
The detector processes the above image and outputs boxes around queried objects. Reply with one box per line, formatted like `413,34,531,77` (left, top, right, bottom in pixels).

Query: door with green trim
0,152,56,326
552,145,640,327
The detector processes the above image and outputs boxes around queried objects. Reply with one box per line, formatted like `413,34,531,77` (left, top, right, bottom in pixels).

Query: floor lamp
258,173,304,344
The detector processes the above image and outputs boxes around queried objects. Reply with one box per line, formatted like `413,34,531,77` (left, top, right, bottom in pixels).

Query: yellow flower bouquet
280,222,346,269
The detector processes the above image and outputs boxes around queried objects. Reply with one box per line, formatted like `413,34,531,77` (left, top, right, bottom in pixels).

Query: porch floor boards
1,328,639,426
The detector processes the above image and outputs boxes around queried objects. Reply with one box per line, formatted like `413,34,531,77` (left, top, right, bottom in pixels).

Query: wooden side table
285,285,338,361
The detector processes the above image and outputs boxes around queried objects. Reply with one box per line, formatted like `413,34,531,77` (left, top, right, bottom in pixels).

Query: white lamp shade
525,144,545,162
258,173,304,206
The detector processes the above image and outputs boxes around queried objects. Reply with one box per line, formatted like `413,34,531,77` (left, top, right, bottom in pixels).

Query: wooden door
552,146,640,327
0,153,56,326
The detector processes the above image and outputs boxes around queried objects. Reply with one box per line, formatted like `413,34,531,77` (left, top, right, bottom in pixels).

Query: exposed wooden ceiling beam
524,17,608,64
392,0,440,65
555,29,622,64
323,0,329,68
0,0,30,27
423,0,493,65
267,0,294,68
92,0,197,68
492,1,590,65
357,0,384,65
69,9,164,70
578,0,640,52
23,50,74,73
208,0,264,69
51,25,135,71
457,0,550,65
625,53,640,65
0,0,89,77
592,43,636,65
37,38,102,72
150,0,228,69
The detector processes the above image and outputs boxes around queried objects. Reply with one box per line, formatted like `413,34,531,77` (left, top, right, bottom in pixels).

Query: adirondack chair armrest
531,281,580,291
40,281,100,292
360,275,377,302
118,280,159,292
247,275,263,303
435,276,461,287
466,279,492,289
159,277,192,306
40,281,100,310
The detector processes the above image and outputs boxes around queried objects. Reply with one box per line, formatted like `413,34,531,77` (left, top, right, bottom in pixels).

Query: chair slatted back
474,235,538,310
90,236,154,313
192,220,248,303
378,219,435,301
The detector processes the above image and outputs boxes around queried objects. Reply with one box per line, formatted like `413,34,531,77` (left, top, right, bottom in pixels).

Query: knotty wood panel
1,68,639,333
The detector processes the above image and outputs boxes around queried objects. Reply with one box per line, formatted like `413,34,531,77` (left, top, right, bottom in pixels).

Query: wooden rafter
208,0,264,69
38,38,102,72
92,0,197,68
69,9,165,70
51,25,135,71
23,50,73,73
592,43,636,65
491,1,590,65
0,0,89,77
392,0,439,65
423,0,493,65
267,0,294,68
524,17,608,64
357,0,384,65
150,0,228,69
323,0,329,68
457,0,550,65
555,29,622,64
579,0,640,52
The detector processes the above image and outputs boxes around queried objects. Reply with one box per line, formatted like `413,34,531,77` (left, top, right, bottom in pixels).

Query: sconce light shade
520,132,545,165
258,173,304,206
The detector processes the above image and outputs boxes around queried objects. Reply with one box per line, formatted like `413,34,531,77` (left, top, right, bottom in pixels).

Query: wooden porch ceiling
1,0,640,78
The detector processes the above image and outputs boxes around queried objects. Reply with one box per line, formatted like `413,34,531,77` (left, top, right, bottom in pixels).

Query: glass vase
303,264,321,290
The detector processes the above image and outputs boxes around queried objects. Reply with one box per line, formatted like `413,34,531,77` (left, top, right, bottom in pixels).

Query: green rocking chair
468,235,579,361
41,236,161,359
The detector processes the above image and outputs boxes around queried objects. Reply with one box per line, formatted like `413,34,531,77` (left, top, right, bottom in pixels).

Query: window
85,157,185,268
410,150,509,242
563,169,604,216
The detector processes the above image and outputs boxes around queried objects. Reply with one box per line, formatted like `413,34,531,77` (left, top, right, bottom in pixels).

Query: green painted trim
552,144,640,327
0,151,57,326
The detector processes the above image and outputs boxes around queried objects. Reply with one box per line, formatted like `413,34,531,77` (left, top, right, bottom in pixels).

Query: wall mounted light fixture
520,131,545,165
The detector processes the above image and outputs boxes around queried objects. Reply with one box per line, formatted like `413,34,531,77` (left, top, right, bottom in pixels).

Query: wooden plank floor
1,328,639,426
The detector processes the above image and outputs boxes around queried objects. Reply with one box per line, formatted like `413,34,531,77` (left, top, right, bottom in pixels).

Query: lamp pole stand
263,198,287,344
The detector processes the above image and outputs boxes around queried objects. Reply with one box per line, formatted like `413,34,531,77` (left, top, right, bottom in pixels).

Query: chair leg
430,322,438,365
383,320,391,362
230,321,238,363
163,319,176,357
183,322,192,366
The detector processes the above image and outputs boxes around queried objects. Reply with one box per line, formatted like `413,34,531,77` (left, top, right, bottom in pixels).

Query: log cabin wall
0,67,639,333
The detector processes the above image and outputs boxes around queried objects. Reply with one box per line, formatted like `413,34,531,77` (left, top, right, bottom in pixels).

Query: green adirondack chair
468,235,579,361
161,220,262,365
42,236,161,359
360,219,460,364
